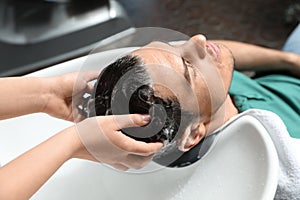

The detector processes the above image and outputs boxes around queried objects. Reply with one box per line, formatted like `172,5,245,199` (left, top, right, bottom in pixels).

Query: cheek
218,60,234,91
193,70,228,116
215,50,234,91
192,78,215,116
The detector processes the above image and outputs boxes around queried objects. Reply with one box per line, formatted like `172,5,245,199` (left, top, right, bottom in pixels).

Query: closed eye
182,58,192,84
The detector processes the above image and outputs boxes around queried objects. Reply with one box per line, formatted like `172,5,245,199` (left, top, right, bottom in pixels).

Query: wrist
39,79,53,114
63,126,83,159
39,76,63,115
66,125,98,161
282,52,297,71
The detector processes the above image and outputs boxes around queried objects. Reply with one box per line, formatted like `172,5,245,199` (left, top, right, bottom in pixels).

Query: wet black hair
86,55,194,145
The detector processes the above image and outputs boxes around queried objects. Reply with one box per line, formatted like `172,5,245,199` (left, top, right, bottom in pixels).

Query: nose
190,34,207,48
180,34,207,59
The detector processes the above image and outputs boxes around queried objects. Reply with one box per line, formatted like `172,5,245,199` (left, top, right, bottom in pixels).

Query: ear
178,123,206,152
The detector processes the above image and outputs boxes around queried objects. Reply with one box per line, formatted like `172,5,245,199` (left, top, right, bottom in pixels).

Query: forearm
0,114,163,199
211,40,295,72
0,77,53,120
0,126,81,200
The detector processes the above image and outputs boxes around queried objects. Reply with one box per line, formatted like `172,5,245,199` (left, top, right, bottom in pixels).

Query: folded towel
241,109,300,200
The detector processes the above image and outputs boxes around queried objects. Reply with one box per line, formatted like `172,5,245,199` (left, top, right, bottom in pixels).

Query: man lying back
86,28,300,167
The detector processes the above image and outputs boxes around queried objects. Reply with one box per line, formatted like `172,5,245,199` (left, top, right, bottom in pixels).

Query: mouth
206,42,220,59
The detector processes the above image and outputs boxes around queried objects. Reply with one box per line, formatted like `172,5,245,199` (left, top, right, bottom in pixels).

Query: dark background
117,0,299,49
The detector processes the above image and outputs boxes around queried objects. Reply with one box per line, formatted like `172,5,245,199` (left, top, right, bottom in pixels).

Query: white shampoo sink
0,48,279,200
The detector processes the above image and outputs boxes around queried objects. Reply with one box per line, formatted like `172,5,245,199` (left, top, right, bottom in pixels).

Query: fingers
109,132,163,156
104,114,151,130
73,70,99,94
95,114,163,156
123,154,154,169
112,154,153,170
96,114,163,155
75,115,163,171
122,139,163,156
86,84,94,93
79,70,100,92
78,70,100,83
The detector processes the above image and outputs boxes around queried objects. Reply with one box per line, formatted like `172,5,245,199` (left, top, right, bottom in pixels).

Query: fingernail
141,114,151,122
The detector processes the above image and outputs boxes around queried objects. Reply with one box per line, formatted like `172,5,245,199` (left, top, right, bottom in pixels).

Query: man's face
132,34,235,120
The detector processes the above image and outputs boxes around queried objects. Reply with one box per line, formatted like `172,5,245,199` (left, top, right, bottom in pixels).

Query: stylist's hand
43,71,99,122
71,114,163,171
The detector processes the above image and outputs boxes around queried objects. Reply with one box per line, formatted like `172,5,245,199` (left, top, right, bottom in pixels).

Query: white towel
241,109,300,200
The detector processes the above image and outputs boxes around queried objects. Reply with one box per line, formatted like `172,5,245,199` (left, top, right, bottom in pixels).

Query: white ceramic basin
0,48,279,200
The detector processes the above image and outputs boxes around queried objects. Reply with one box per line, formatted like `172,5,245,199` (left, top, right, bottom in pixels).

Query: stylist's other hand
43,71,99,122
71,114,163,171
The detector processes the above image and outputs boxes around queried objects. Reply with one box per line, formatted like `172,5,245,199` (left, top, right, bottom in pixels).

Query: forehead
131,45,185,92
131,43,186,83
130,47,200,114
132,44,181,66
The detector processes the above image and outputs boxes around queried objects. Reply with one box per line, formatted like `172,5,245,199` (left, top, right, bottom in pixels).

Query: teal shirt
229,71,300,138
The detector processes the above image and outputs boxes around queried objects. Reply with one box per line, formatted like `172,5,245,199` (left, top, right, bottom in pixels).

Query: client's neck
224,95,239,122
